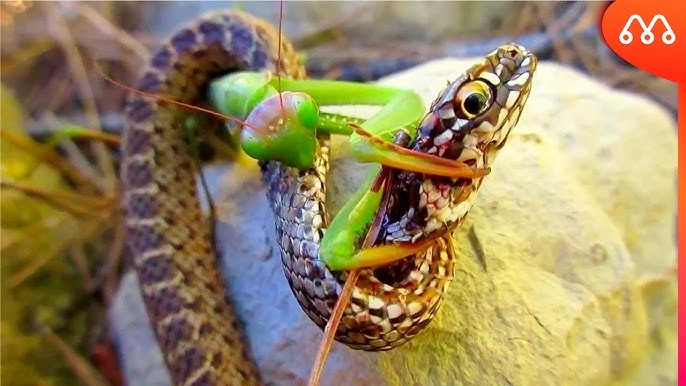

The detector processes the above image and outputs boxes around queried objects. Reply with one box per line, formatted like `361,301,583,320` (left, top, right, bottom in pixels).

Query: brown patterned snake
120,9,537,386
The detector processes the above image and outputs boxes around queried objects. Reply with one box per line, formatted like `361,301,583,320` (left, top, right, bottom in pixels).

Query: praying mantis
207,69,491,271
116,3,537,385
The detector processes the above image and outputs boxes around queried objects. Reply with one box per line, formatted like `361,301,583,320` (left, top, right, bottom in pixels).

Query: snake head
378,44,538,244
413,44,537,169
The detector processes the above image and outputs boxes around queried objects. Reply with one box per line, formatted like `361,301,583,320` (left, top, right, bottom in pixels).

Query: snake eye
455,80,492,119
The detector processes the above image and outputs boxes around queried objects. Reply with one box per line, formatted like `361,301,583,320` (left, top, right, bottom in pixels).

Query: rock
109,273,172,386
109,58,677,385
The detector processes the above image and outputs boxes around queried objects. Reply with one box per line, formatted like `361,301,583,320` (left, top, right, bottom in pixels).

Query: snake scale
121,10,536,386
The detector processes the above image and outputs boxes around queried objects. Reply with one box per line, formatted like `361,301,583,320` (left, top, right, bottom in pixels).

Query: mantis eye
455,80,492,119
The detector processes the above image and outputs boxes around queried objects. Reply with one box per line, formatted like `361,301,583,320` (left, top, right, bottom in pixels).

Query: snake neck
121,11,304,386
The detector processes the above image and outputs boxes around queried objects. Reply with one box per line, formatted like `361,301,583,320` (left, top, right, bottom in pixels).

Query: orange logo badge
601,0,682,82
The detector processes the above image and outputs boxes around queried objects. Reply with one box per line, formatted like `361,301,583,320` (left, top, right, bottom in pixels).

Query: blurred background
0,1,677,385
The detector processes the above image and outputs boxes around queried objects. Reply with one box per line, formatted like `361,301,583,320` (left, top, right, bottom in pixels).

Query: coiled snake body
121,10,536,386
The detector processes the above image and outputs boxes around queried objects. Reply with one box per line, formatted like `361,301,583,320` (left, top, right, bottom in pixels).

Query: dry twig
43,2,117,195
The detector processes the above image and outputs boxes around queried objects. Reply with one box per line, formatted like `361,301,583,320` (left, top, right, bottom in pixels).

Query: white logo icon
619,14,676,45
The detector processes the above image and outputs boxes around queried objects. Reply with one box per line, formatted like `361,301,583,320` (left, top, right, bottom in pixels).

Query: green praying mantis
101,59,500,273
207,69,493,271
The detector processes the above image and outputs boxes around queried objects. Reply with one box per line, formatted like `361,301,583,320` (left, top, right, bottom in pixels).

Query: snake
120,9,536,386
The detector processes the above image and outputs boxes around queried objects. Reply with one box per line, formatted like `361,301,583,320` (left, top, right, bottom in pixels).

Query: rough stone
109,58,677,385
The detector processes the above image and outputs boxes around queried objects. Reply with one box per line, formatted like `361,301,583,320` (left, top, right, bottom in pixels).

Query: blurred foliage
1,85,110,385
